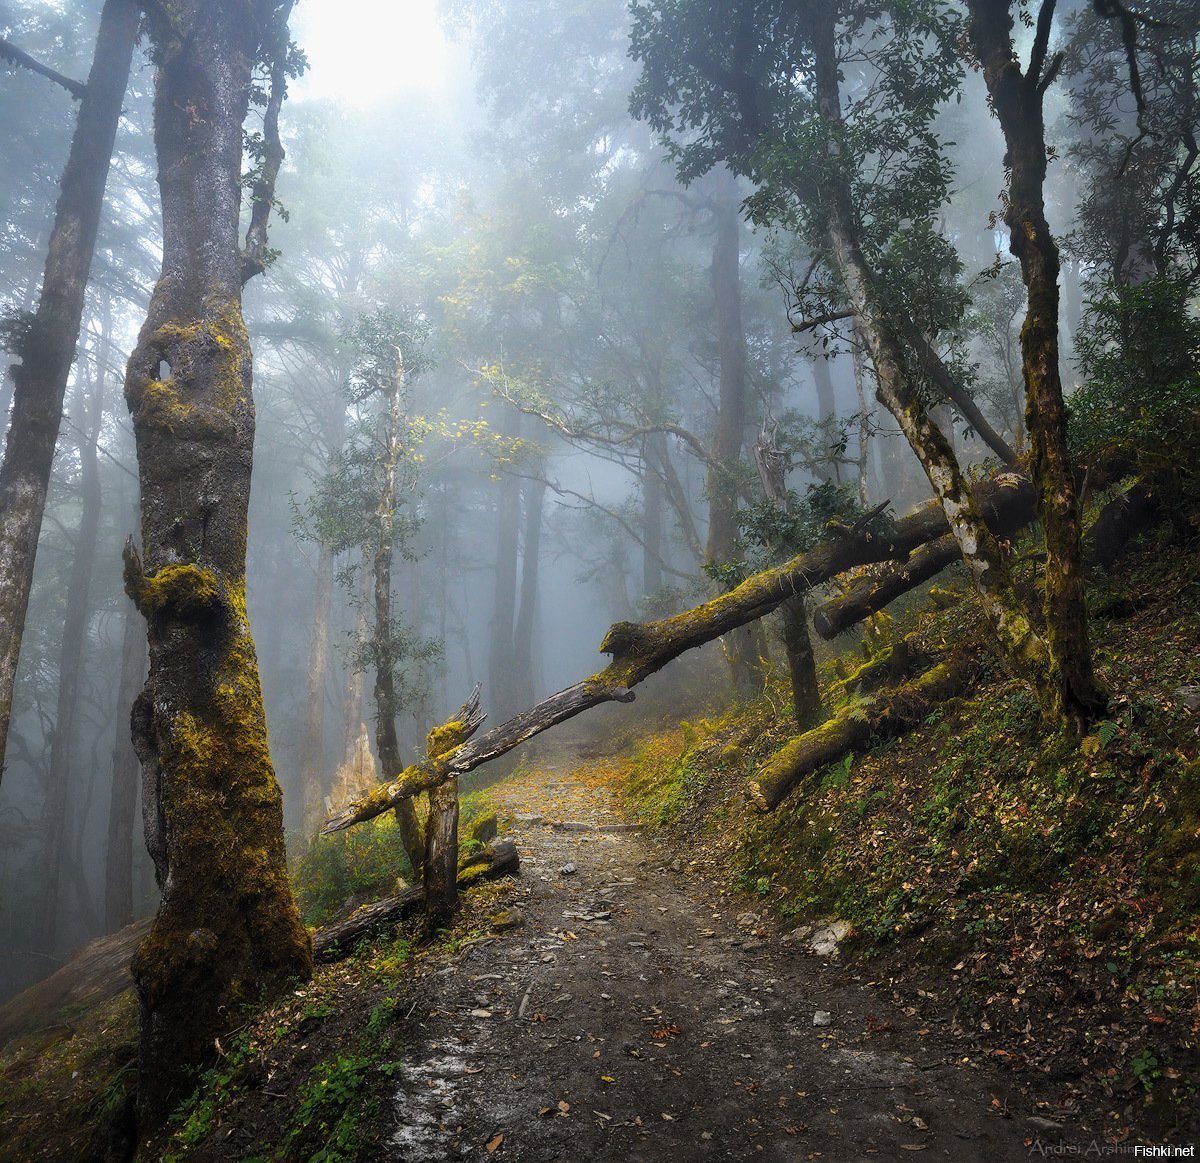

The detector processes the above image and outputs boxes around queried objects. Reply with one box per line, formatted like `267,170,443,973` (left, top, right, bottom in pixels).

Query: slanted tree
120,0,310,1120
0,0,138,785
965,0,1107,729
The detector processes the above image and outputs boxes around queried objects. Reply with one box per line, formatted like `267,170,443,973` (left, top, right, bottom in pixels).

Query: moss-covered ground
609,523,1200,1136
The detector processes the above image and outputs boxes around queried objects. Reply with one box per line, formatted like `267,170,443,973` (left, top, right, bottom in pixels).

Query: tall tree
120,0,310,1120
0,0,138,785
966,0,1107,729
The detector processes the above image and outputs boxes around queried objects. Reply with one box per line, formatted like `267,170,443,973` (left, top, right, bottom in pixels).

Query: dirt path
388,746,1084,1161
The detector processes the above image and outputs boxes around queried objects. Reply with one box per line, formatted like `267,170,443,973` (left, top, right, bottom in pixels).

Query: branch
0,35,86,98
320,470,1032,835
241,2,296,284
1029,0,1058,91
790,308,857,334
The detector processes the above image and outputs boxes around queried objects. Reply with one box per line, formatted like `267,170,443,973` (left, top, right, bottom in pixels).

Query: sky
290,0,463,106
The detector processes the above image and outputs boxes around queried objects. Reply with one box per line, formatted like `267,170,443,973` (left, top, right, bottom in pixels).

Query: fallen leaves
485,1132,504,1154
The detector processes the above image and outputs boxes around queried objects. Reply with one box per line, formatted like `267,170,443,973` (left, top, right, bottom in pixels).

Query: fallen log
312,837,519,962
747,654,976,812
813,474,1036,639
322,472,1032,836
813,474,1160,638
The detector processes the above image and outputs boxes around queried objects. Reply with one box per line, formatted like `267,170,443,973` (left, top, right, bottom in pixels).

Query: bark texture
122,0,310,1120
748,654,975,812
966,0,1106,730
0,0,138,785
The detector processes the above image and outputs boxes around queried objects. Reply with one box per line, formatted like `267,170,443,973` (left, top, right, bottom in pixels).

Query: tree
0,0,138,785
965,0,1108,730
627,0,1096,724
119,0,310,1120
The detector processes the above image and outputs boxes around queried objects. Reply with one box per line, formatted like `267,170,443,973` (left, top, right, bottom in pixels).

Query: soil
383,745,1091,1162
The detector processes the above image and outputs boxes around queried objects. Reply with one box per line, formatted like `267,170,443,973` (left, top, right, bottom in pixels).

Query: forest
0,0,1197,1159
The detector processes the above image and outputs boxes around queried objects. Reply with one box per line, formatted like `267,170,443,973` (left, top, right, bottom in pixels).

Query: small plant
1130,1048,1162,1094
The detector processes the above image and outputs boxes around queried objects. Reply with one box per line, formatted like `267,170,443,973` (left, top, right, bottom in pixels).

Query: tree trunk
489,409,522,720
641,433,665,600
105,597,148,932
708,172,761,696
966,0,1106,732
122,0,310,1121
511,474,546,712
372,361,424,875
36,347,106,954
747,654,975,812
811,6,1052,707
814,473,1037,638
752,431,822,728
300,541,335,837
0,0,137,786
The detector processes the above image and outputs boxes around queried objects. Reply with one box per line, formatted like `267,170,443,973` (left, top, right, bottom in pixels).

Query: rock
669,859,682,873
491,908,524,932
470,1008,493,1019
781,924,813,945
808,920,852,957
558,862,576,876
1177,684,1200,712
813,1010,834,1027
736,911,759,930
515,813,545,826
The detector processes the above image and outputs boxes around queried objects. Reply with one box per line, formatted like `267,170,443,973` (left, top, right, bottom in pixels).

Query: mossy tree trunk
372,359,425,874
0,0,137,787
811,6,1053,708
966,0,1107,732
121,0,310,1122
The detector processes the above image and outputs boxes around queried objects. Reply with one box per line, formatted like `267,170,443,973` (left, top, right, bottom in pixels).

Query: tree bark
121,0,310,1121
0,0,137,787
966,0,1107,731
747,654,975,812
36,348,106,954
813,473,1037,638
105,597,148,932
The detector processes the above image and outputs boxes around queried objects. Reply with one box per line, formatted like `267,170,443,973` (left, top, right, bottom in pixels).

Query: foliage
292,816,416,927
1070,276,1200,494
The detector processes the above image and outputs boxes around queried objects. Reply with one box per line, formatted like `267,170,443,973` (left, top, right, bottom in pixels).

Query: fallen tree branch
747,654,976,812
322,472,1032,836
312,837,519,962
812,471,1159,639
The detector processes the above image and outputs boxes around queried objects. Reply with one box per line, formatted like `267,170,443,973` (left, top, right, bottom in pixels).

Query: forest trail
388,740,1075,1161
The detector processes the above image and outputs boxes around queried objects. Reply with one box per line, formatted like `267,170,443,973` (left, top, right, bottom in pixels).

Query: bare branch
0,35,87,98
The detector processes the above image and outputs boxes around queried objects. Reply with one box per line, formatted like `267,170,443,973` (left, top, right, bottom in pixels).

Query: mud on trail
387,745,1083,1161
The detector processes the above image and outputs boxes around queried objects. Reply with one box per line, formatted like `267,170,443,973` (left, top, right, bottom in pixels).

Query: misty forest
0,0,1198,1158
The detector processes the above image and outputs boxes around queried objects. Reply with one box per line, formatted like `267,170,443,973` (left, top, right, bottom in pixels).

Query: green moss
136,563,220,619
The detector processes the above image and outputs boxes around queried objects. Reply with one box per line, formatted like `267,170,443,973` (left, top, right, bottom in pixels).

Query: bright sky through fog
290,0,457,106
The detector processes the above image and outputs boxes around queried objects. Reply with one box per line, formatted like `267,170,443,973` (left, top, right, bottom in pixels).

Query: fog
0,0,1148,998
